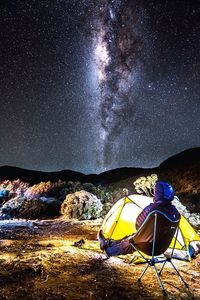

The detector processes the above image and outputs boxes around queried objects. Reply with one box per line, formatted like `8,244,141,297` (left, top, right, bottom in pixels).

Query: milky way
92,0,143,168
0,1,199,173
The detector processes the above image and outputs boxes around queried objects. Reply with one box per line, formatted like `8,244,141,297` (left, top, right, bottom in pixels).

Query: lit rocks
61,190,103,220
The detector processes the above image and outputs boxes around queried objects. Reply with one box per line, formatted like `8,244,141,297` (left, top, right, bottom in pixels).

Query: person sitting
99,181,180,257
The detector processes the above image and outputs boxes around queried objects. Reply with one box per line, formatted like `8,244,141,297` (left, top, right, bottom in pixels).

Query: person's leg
98,230,134,256
98,230,110,250
105,241,124,256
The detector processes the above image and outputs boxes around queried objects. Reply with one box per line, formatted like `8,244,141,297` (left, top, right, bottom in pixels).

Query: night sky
0,0,199,174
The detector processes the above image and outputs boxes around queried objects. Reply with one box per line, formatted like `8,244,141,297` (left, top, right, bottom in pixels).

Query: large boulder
1,197,25,218
16,199,48,219
61,190,103,220
1,196,61,219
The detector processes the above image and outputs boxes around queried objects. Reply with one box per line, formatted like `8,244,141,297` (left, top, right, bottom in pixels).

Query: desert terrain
0,218,199,300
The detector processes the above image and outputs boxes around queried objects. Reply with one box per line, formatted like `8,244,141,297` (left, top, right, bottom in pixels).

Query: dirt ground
0,218,199,300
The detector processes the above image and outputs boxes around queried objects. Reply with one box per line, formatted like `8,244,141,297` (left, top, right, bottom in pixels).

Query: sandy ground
0,218,199,300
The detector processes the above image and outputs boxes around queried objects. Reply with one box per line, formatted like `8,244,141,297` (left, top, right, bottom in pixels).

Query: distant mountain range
0,147,199,213
0,147,199,189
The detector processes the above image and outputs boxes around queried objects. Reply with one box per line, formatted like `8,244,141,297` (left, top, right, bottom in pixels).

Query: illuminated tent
100,194,200,261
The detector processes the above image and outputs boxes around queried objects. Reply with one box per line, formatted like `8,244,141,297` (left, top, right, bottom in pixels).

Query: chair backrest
129,210,179,256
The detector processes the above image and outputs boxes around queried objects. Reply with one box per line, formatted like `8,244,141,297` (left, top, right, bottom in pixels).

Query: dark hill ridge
0,165,148,185
159,147,200,168
0,166,88,184
0,147,199,185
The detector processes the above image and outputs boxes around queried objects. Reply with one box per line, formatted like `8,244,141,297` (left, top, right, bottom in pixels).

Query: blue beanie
154,181,174,203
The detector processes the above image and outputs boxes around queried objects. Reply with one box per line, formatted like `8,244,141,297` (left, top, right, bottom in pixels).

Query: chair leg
158,260,166,276
138,263,149,281
154,265,166,294
170,261,188,287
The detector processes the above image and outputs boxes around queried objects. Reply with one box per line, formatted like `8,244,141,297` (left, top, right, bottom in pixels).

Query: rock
61,190,103,220
1,197,25,218
1,196,61,219
73,239,85,247
17,199,49,219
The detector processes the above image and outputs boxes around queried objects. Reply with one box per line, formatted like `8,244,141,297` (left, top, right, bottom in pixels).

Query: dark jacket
136,202,180,230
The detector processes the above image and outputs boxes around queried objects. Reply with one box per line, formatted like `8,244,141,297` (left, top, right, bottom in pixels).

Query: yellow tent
101,194,200,260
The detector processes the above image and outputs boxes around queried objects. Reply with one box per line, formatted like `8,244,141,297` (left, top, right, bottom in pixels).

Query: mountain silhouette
0,147,199,186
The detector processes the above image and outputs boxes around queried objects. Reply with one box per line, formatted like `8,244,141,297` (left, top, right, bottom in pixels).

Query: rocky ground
0,218,199,300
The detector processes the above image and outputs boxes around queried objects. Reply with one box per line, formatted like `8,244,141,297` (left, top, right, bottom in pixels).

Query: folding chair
128,210,188,294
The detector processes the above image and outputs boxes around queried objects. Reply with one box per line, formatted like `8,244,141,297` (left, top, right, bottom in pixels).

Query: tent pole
171,224,179,258
126,197,143,210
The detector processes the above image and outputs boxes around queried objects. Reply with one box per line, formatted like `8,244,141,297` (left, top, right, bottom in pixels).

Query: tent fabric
100,194,200,261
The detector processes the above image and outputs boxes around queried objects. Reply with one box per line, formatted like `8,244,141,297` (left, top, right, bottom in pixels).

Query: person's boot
98,230,110,250
190,241,200,257
194,241,200,256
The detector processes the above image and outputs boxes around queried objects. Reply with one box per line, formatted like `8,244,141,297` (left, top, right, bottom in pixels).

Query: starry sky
0,0,199,174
